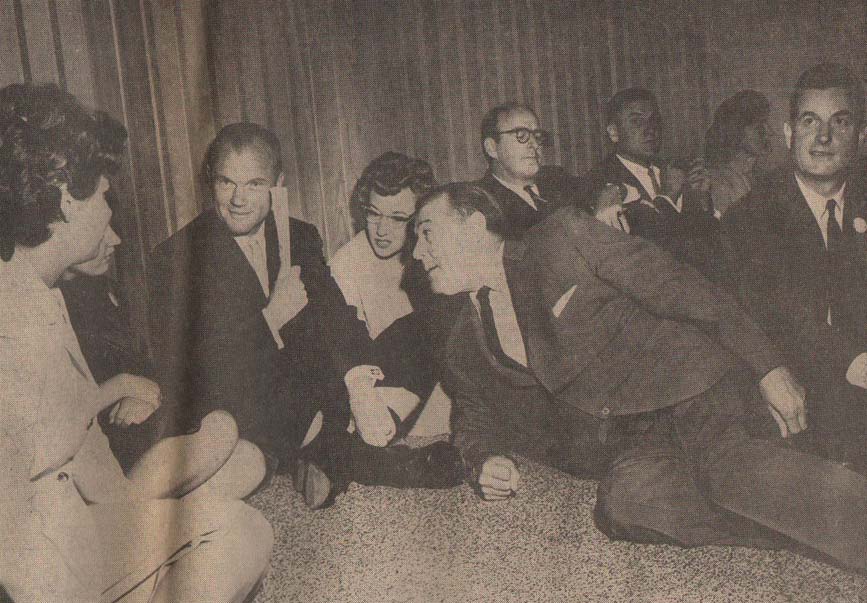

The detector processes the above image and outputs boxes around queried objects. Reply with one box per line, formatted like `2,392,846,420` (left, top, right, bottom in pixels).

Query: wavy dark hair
0,83,127,261
416,182,508,240
704,90,770,166
349,151,435,234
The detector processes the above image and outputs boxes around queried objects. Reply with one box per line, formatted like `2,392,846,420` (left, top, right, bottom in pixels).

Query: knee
230,504,274,573
235,439,267,491
200,410,239,447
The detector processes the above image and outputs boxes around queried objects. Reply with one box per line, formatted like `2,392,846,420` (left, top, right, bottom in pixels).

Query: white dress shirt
617,154,682,212
492,173,540,210
794,175,845,249
234,227,269,297
471,244,528,367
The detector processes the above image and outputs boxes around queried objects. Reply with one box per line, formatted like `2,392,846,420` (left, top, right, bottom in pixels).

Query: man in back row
413,179,867,572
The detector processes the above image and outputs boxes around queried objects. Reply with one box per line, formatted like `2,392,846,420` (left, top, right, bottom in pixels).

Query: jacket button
57,472,69,482
600,407,610,416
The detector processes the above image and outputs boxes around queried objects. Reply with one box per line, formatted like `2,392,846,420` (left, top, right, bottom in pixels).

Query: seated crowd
1,60,866,601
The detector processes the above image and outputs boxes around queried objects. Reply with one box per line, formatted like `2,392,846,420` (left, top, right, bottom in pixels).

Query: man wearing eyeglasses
476,103,582,238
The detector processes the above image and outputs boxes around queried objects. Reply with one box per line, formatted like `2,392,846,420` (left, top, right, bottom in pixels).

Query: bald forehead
211,140,278,178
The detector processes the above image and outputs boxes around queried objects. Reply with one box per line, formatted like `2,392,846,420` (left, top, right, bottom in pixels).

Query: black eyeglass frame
494,127,553,145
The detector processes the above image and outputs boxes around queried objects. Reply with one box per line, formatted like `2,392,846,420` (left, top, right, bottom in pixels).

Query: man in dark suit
412,181,867,571
149,123,461,508
578,88,722,279
475,103,581,238
723,63,867,469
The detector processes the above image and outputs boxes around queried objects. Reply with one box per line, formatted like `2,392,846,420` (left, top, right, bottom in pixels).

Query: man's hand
759,366,807,438
478,455,519,501
660,165,686,199
593,184,630,233
264,265,308,330
109,397,158,426
685,158,711,194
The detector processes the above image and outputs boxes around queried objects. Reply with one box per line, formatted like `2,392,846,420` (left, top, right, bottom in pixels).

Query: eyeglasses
362,205,415,225
496,128,552,146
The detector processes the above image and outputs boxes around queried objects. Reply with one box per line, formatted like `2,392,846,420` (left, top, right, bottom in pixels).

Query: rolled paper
270,186,292,267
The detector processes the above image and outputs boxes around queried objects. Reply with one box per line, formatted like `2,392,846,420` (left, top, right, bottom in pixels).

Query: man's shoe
293,458,339,510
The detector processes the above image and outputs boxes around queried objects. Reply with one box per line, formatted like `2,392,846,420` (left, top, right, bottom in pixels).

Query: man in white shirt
578,88,723,280
724,63,867,470
475,103,582,238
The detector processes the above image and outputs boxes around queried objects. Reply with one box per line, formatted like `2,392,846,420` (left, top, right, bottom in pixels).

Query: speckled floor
248,457,867,603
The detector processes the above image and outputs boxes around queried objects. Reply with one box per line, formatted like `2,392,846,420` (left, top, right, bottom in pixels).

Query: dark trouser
591,371,867,572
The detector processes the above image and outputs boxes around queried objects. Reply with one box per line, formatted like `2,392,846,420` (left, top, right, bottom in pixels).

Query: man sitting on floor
412,180,867,573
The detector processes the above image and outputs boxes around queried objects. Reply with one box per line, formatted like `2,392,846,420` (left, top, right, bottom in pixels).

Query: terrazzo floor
248,457,867,603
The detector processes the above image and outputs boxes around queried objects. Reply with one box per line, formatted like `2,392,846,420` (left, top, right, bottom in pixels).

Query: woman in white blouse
330,152,459,459
0,83,271,603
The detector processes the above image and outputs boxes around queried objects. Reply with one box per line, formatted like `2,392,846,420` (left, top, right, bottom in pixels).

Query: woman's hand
95,373,161,418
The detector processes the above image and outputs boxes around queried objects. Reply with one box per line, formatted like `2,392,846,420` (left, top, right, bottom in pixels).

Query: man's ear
783,122,793,151
606,123,619,144
276,171,285,187
483,137,499,161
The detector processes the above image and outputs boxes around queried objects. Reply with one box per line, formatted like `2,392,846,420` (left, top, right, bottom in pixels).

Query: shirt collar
233,224,267,248
477,242,509,294
491,172,538,209
616,154,659,178
794,174,846,223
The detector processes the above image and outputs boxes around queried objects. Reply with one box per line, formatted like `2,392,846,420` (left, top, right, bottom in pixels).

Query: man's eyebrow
415,218,431,228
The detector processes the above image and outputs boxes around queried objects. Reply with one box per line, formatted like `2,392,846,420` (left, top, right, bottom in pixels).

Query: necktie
476,286,527,372
524,184,548,210
826,199,842,252
825,199,843,325
647,165,661,196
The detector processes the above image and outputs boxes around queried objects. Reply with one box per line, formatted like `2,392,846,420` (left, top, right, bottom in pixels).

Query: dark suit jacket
576,153,723,280
148,209,372,455
723,167,867,387
444,206,781,475
476,165,582,239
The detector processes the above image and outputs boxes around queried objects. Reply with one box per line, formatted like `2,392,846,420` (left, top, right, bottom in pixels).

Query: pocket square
552,285,577,318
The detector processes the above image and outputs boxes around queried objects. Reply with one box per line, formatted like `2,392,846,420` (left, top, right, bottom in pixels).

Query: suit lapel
606,154,653,199
264,210,280,291
782,174,826,254
202,211,269,307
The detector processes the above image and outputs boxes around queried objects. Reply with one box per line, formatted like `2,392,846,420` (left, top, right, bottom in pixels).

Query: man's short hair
605,88,658,126
789,63,865,127
417,182,507,239
205,122,283,180
480,103,538,161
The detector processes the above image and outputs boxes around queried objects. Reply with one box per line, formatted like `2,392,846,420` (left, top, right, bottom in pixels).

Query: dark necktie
826,198,841,252
524,185,548,210
826,198,843,325
476,286,527,372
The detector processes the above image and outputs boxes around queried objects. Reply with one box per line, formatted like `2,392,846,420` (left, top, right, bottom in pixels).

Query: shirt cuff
846,352,867,389
261,307,285,350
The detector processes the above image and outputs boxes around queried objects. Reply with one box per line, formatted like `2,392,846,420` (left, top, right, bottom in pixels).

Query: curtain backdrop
2,0,865,350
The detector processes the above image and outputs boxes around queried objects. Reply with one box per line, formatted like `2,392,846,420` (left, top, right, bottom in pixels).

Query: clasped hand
98,373,162,427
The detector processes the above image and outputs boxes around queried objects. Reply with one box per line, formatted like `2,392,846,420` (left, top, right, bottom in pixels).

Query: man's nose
230,185,245,205
526,136,540,151
817,121,832,144
412,239,423,261
106,226,121,247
